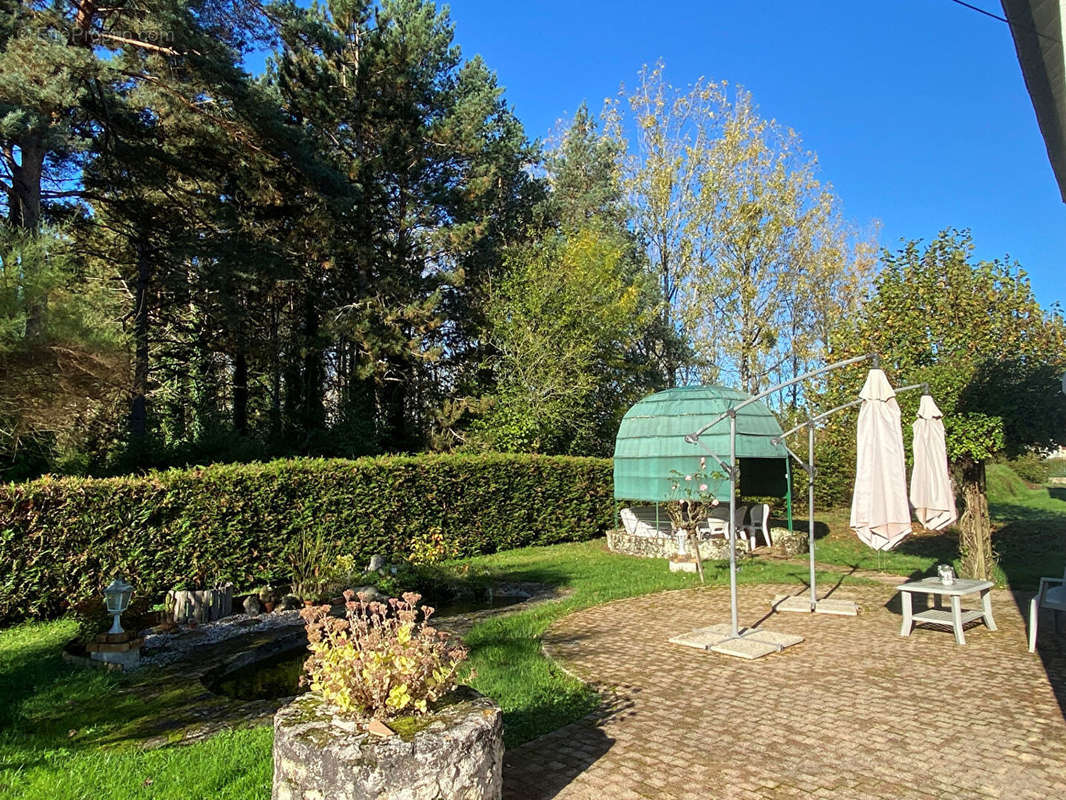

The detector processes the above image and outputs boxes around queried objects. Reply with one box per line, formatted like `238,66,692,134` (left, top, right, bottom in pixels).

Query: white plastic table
896,577,996,645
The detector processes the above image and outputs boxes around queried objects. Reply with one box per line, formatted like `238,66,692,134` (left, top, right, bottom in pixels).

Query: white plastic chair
742,503,772,549
1028,567,1066,652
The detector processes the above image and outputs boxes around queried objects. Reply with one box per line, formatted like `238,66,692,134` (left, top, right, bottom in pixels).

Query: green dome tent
613,385,791,504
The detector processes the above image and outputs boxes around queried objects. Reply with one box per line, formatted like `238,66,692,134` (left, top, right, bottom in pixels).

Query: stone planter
272,687,503,800
166,584,233,624
607,528,742,561
771,527,809,557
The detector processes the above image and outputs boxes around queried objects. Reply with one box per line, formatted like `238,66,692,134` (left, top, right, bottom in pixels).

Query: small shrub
1044,457,1066,478
1009,452,1051,485
300,590,467,719
407,529,460,565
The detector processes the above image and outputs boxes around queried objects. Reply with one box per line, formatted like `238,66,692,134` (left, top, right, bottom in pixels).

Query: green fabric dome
613,385,789,502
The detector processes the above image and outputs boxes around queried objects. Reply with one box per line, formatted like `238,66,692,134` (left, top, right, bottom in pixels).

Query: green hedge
0,454,613,623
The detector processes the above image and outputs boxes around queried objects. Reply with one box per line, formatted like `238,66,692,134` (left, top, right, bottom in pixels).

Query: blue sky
439,0,1064,308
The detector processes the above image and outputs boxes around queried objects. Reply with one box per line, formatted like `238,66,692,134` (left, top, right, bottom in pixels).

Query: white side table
896,577,996,645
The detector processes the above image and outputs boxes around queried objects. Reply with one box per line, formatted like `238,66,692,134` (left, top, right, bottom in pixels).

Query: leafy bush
1047,458,1066,478
0,454,612,622
300,591,466,718
1008,452,1051,485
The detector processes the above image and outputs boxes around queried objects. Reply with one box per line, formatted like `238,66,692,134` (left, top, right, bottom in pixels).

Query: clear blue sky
438,0,1063,308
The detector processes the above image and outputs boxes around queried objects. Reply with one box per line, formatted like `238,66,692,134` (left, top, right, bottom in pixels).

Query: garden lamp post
103,577,133,635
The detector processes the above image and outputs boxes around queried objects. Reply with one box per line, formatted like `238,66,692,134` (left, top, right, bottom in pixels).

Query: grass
1,463,1063,798
0,620,273,800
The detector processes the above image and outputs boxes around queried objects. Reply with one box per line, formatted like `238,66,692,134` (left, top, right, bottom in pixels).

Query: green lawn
1,465,1063,799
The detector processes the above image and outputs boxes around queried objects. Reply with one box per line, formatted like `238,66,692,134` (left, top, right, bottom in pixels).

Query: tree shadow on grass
773,518,831,541
0,625,298,758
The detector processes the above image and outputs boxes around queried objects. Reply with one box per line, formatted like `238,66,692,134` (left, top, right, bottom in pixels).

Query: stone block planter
166,584,233,624
771,527,809,557
272,686,503,800
607,528,741,561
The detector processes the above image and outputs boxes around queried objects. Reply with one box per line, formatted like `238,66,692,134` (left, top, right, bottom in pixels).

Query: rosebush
300,590,467,719
0,453,612,622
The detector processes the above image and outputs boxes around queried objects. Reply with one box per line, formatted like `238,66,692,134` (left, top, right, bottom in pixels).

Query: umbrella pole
729,410,739,637
808,421,817,612
785,459,794,535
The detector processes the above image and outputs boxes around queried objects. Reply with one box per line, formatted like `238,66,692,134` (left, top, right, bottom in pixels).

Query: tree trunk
957,458,996,580
300,295,325,434
130,233,151,437
233,343,248,434
12,138,47,339
9,137,43,232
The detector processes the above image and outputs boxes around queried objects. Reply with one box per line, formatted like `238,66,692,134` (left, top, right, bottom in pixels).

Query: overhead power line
945,0,1063,45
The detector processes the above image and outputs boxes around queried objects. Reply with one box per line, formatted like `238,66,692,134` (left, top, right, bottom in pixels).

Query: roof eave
1002,0,1066,202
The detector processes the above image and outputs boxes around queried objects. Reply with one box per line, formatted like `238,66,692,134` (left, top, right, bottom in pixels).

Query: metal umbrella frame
683,353,930,640
772,381,928,613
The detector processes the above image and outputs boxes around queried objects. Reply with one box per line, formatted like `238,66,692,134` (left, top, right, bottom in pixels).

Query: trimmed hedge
0,454,613,623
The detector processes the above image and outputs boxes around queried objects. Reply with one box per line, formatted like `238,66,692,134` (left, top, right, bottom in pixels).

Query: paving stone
503,583,1066,799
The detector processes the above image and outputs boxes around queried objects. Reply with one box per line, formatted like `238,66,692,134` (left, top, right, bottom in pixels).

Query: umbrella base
668,623,803,660
771,594,860,616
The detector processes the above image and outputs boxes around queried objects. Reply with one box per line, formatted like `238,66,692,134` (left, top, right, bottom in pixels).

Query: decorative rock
351,585,386,603
278,594,301,611
367,554,386,573
243,595,262,616
771,527,809,557
668,556,699,573
272,688,502,800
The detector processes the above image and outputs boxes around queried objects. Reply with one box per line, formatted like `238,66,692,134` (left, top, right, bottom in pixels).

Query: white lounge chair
620,506,674,538
1029,567,1066,652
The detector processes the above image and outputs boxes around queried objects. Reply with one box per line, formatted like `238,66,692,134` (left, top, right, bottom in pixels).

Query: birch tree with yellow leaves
610,64,875,398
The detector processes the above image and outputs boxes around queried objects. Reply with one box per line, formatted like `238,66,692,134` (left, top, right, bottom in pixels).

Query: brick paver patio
503,584,1066,799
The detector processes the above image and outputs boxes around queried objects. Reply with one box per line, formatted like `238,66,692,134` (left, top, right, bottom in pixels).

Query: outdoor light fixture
103,576,134,635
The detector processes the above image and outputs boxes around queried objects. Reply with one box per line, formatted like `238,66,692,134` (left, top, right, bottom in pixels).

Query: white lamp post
103,577,133,635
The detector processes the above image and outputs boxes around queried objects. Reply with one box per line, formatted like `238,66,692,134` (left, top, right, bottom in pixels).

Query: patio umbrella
909,393,957,530
850,369,912,551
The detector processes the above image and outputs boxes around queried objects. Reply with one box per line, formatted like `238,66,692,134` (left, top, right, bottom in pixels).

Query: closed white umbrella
850,369,912,551
909,393,957,530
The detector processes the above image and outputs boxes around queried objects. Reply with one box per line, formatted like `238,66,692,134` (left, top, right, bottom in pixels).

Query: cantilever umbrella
910,393,957,530
850,369,912,551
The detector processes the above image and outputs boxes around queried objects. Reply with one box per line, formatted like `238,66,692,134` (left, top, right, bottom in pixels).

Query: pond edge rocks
272,687,503,800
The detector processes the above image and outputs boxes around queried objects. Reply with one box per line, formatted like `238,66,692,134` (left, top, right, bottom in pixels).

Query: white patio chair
742,503,772,549
1029,568,1066,652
